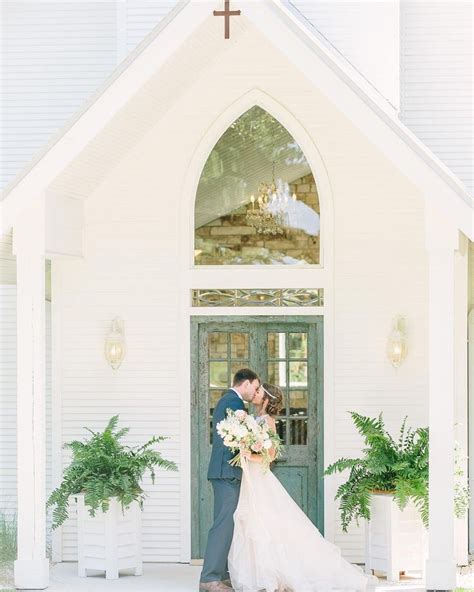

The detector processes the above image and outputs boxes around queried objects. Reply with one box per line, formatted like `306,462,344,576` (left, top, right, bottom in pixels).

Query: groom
199,368,263,592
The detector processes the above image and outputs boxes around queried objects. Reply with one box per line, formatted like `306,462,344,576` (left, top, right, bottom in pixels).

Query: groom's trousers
200,478,241,583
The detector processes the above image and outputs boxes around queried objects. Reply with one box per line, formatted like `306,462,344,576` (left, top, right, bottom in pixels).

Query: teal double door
191,316,324,559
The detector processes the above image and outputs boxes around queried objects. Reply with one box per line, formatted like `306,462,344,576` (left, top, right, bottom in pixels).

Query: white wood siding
0,236,16,517
1,1,472,195
0,0,470,564
0,285,17,517
56,251,182,561
123,0,179,55
290,0,400,109
468,241,474,553
400,0,474,194
0,1,118,189
46,294,53,550
0,0,178,190
0,232,16,285
50,22,430,561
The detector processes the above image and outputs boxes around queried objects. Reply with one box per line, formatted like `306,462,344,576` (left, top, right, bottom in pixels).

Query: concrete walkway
45,562,432,592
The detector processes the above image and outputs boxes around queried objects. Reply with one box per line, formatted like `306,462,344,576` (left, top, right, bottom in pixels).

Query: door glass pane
275,418,287,443
289,390,308,416
231,361,250,380
289,333,308,358
231,333,249,359
209,361,228,388
289,361,307,387
209,332,227,359
278,397,286,416
268,361,287,387
289,418,307,445
209,389,224,413
209,389,225,444
267,332,286,359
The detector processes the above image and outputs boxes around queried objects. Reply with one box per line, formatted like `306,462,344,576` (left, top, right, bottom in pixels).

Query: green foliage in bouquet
47,415,177,529
324,411,470,533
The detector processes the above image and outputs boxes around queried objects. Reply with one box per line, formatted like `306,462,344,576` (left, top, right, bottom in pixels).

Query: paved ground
3,562,473,591
48,562,424,592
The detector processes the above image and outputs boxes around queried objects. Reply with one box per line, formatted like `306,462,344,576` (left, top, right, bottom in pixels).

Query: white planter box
364,493,427,581
75,493,143,580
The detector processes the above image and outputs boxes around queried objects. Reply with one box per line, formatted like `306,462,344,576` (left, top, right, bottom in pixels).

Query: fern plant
47,415,178,529
324,412,429,532
325,412,470,532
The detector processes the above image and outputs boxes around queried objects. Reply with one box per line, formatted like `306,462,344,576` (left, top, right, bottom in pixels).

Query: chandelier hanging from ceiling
245,178,297,235
245,121,298,236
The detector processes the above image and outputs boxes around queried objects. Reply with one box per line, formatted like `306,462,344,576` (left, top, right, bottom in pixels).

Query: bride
228,383,375,592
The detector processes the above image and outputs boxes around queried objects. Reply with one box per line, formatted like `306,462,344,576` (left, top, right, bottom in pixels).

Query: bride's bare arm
247,453,264,463
266,416,277,461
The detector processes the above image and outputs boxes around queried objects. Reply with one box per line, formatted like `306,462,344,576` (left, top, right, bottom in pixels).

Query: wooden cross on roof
213,0,241,40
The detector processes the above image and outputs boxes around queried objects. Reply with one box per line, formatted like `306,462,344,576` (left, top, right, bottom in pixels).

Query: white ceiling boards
195,106,311,228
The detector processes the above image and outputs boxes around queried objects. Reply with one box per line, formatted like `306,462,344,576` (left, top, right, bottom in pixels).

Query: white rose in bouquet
216,408,283,469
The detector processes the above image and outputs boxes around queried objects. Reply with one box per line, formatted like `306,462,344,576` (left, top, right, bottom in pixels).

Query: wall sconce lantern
104,317,126,371
387,315,408,369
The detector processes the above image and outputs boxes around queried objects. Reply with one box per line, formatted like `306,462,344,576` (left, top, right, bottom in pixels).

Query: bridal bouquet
217,408,282,469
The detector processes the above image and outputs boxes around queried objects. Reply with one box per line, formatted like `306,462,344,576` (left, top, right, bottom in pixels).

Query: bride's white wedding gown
228,457,375,592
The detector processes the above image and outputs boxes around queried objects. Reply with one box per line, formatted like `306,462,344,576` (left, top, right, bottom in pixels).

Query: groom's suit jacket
207,388,246,481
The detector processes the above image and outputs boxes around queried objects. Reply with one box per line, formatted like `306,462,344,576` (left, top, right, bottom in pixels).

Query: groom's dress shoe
199,581,234,591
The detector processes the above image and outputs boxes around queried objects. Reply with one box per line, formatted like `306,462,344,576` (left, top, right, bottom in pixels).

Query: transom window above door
194,106,320,266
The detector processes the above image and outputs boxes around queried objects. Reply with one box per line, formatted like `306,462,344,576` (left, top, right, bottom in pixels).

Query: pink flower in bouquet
217,408,283,469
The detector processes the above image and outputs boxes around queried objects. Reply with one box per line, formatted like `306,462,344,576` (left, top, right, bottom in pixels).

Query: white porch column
425,206,459,592
12,202,49,590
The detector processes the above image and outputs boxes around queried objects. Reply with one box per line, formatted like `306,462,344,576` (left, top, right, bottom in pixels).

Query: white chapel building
0,1,473,590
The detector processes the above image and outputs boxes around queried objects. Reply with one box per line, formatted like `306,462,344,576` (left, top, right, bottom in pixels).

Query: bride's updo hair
262,383,284,416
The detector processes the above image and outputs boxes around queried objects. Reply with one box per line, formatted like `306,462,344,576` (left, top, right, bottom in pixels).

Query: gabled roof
1,0,472,238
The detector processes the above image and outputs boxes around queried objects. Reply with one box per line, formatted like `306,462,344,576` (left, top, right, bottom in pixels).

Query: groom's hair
233,368,259,386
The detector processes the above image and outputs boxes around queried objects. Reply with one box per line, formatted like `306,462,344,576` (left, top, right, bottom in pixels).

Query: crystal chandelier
246,178,297,235
245,124,298,235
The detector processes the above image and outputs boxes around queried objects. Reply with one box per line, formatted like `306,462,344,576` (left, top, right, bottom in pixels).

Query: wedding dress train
228,458,375,592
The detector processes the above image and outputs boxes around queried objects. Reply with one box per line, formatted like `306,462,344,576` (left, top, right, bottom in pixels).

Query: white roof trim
1,0,472,238
284,1,400,115
261,0,473,238
278,0,471,203
0,1,189,201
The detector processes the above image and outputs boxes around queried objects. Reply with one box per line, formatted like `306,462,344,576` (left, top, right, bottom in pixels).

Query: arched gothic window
194,106,320,265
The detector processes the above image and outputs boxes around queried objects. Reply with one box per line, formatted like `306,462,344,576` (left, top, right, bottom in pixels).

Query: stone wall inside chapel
195,173,320,265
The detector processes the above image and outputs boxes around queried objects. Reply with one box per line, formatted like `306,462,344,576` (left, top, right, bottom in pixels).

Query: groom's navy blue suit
200,388,245,584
